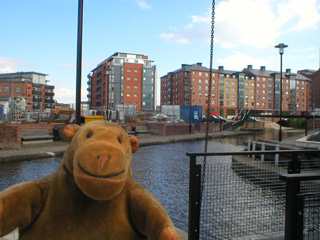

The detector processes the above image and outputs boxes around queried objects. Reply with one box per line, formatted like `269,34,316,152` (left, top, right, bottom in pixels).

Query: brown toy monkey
0,121,180,240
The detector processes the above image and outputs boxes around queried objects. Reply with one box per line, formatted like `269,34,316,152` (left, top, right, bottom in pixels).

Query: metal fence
187,149,320,240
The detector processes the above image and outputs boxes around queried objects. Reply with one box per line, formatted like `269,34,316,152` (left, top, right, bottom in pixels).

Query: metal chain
201,0,215,205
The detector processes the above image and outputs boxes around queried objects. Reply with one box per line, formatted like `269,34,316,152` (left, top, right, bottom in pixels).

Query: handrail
186,149,320,157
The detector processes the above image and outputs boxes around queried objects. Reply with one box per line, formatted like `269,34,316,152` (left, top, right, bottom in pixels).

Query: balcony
87,93,91,98
33,83,42,88
45,99,55,103
87,87,91,91
33,104,40,110
32,90,42,95
45,85,54,89
33,98,42,102
45,92,54,97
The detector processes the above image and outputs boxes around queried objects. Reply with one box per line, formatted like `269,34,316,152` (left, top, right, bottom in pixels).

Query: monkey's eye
118,137,122,144
87,132,93,138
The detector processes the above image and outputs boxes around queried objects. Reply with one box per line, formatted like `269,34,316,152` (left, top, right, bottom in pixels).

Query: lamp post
275,43,288,142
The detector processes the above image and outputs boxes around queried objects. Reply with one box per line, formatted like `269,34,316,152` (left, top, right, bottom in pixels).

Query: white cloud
160,14,210,43
0,57,26,73
136,0,151,9
215,0,278,48
160,0,320,48
277,0,320,32
160,33,190,44
54,86,87,104
217,51,270,70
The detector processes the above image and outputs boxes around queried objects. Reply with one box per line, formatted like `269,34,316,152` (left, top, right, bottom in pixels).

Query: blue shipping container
180,105,203,123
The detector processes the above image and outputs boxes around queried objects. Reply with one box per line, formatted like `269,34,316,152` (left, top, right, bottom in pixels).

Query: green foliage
287,118,306,129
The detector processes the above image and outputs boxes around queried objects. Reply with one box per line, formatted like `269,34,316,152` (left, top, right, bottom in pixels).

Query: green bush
308,133,320,142
288,118,306,129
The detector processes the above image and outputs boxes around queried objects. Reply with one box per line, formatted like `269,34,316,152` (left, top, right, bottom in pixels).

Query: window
5,87,9,92
134,69,138,73
16,87,21,93
126,94,131,97
127,86,131,88
134,86,138,89
134,78,138,81
134,94,138,97
0,87,1,92
199,86,202,90
199,79,202,83
232,101,235,106
127,77,131,80
199,72,202,76
127,69,131,72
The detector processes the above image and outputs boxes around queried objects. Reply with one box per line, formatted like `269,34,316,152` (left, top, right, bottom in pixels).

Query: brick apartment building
0,72,55,112
161,63,311,117
298,69,319,110
88,52,156,112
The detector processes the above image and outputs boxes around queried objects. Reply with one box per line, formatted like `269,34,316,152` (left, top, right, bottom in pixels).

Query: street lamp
275,43,288,141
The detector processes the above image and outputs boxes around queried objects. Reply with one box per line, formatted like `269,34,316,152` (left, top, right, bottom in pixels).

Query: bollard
252,141,256,160
275,145,280,166
261,143,265,162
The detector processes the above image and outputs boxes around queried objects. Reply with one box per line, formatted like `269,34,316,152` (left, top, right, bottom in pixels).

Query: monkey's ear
129,136,139,153
64,124,81,142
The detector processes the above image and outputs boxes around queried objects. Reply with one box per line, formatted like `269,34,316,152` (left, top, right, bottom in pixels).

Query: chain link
201,0,215,205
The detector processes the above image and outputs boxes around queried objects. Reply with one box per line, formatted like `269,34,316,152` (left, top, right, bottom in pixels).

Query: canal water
0,130,304,235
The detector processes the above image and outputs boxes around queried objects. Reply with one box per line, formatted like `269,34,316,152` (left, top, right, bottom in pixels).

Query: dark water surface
0,130,304,233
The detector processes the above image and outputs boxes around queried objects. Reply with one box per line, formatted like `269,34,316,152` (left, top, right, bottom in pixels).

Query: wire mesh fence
188,150,320,240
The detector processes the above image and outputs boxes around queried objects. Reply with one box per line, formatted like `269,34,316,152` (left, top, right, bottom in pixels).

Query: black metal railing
187,149,320,240
280,173,320,240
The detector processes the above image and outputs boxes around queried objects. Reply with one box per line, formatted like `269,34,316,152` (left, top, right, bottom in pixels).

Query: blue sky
1,0,320,104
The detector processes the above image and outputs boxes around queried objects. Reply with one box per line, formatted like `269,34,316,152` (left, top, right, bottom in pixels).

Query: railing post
288,153,301,174
275,145,280,166
261,142,265,162
284,179,303,240
188,155,201,240
252,141,256,160
247,140,251,157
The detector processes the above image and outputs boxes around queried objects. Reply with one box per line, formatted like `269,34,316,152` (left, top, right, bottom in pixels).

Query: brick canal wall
0,122,230,145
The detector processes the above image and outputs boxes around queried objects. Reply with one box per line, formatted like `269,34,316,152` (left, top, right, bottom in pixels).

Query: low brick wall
0,124,20,145
244,121,265,128
0,123,67,145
